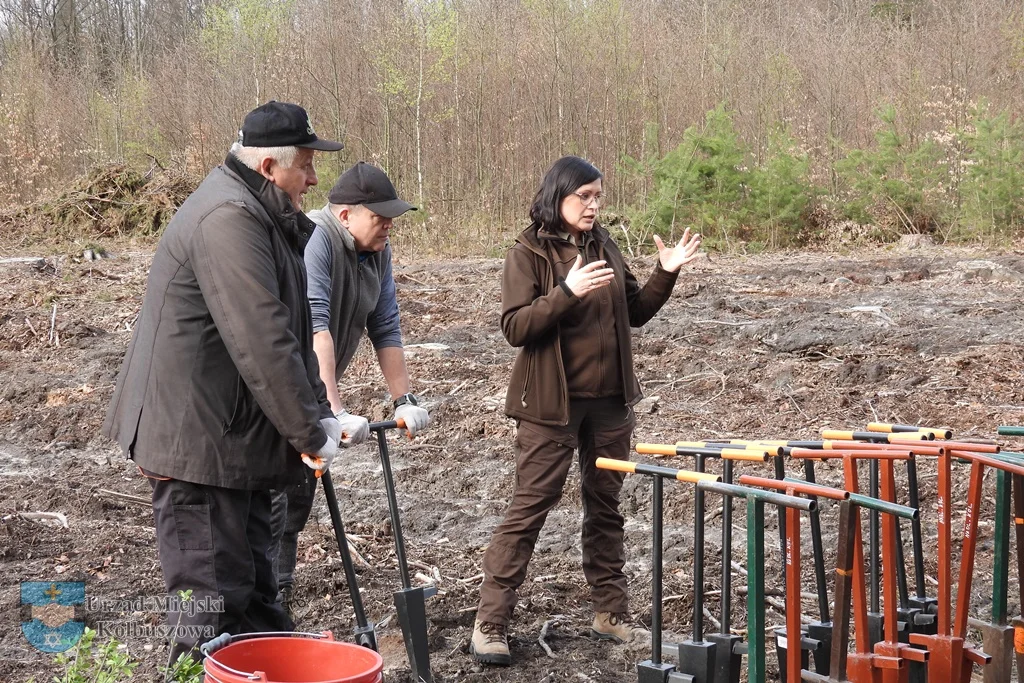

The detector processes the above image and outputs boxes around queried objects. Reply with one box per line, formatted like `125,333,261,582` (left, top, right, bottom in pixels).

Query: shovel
642,442,771,683
368,418,435,683
302,432,378,650
319,470,379,650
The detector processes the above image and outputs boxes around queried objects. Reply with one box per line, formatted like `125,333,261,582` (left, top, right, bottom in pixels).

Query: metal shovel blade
394,585,435,683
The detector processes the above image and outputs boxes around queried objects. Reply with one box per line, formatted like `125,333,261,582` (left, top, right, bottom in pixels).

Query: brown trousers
477,396,636,625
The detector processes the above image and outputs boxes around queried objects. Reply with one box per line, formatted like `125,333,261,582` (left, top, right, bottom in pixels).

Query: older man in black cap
270,162,431,612
104,101,344,667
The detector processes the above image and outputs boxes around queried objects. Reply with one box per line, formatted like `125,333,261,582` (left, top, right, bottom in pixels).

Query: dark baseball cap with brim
328,161,417,218
241,101,343,151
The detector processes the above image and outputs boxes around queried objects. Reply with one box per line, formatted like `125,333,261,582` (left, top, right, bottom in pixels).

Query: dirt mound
0,164,198,247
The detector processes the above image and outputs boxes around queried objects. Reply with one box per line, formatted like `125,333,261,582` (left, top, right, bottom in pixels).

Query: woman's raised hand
653,228,703,273
563,255,615,298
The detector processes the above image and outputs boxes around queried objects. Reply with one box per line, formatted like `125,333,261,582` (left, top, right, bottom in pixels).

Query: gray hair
329,203,366,216
229,142,299,171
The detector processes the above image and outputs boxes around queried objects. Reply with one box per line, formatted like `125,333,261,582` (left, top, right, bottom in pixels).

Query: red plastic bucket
202,631,383,683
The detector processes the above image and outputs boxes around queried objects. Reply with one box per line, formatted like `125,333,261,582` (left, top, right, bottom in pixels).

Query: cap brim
365,198,417,218
297,138,344,152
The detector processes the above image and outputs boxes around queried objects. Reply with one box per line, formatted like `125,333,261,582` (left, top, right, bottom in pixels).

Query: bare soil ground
1,243,1024,682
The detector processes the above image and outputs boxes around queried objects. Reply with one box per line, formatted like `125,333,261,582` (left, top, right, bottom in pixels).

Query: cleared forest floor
1,243,1023,681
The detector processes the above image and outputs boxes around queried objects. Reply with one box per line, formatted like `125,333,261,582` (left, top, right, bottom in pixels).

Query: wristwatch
393,393,419,409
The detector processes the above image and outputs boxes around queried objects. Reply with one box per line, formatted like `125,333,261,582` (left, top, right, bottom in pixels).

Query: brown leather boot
591,612,651,644
470,619,511,665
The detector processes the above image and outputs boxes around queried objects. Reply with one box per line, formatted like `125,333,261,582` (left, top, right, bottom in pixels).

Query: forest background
3,0,1024,255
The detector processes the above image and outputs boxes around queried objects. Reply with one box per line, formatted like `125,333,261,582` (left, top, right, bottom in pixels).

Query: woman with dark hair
471,155,703,665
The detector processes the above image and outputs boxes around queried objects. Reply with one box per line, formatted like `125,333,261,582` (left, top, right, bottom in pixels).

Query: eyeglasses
572,191,604,207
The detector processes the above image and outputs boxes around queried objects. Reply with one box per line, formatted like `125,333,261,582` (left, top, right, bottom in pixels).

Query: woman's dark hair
529,156,602,231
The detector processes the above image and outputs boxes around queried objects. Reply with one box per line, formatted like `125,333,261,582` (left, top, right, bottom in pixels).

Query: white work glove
334,410,370,446
320,416,342,445
394,403,430,437
302,425,338,472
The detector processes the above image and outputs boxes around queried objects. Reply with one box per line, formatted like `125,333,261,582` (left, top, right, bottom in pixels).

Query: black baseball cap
240,101,343,151
327,162,417,218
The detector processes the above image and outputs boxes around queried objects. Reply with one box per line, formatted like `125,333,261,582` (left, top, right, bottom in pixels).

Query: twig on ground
97,489,151,507
25,317,38,337
458,572,484,584
538,616,566,659
346,544,370,569
408,559,435,573
48,303,57,345
703,606,722,631
5,511,70,528
784,389,809,419
705,506,723,524
690,319,756,327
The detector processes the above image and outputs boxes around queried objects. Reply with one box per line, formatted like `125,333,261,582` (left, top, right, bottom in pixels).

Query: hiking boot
470,619,511,666
591,611,650,644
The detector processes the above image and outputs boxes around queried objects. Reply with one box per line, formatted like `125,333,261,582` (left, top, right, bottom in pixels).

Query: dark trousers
268,470,317,592
150,478,292,665
477,396,635,625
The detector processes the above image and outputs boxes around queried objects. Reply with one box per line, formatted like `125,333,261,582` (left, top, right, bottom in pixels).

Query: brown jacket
103,155,333,490
501,223,679,426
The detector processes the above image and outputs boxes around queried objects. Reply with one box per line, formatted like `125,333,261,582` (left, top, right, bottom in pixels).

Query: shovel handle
822,429,929,442
638,443,769,460
596,457,720,483
303,417,411,478
721,448,771,462
789,447,912,461
866,422,953,440
739,474,849,500
368,418,408,431
636,443,678,456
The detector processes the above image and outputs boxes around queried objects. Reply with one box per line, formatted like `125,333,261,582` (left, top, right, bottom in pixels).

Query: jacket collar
517,221,609,258
224,154,317,251
308,204,357,252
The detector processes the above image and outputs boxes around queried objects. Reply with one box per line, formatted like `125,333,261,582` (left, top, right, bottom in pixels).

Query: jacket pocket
224,374,248,434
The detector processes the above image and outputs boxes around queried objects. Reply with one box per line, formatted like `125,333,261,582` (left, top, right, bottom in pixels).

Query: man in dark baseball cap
105,102,345,664
327,161,416,218
229,101,343,210
240,100,344,151
269,161,429,613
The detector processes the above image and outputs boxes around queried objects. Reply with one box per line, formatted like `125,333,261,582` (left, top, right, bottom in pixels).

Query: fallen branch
4,511,70,528
705,506,723,524
538,617,566,659
346,543,370,569
97,489,152,507
0,257,45,266
703,606,722,632
458,572,484,584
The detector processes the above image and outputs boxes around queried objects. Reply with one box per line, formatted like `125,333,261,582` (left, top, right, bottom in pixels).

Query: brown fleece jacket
501,222,679,426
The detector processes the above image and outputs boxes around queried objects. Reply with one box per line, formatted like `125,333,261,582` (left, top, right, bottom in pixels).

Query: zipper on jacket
521,351,533,408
